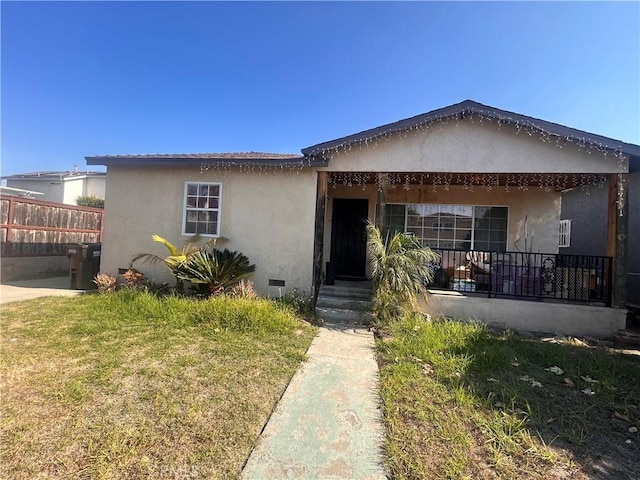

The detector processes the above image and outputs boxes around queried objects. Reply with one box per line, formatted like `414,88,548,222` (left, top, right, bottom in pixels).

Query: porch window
559,219,571,248
182,182,221,236
385,203,508,251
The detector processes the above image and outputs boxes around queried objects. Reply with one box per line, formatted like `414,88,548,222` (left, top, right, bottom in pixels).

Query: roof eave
85,156,328,168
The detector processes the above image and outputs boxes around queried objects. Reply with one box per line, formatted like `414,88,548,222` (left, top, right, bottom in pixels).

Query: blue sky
2,1,639,176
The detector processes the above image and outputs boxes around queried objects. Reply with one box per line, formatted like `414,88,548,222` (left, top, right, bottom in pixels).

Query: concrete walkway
0,276,83,304
242,323,387,480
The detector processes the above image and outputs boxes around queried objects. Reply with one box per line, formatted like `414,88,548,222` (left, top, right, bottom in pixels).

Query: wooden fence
0,195,103,256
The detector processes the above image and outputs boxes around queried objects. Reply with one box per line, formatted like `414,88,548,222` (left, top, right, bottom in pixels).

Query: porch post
312,171,328,302
376,173,387,232
606,173,628,308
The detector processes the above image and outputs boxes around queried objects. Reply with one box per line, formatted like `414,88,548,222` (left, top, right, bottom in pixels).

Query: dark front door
330,198,369,279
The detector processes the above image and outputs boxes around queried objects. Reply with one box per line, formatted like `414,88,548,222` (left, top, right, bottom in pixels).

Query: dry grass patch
1,291,316,479
377,315,640,480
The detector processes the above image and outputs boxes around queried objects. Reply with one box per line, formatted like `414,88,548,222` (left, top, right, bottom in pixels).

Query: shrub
367,221,439,324
132,234,218,293
276,288,315,319
176,249,256,297
76,195,104,209
93,273,117,294
230,280,258,299
144,280,172,296
123,267,146,290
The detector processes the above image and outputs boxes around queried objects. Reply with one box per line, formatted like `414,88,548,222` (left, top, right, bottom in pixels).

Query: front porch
300,101,635,337
428,248,612,306
311,170,628,337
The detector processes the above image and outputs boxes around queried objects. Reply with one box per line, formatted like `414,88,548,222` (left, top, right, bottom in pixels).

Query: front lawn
1,291,316,479
377,315,640,479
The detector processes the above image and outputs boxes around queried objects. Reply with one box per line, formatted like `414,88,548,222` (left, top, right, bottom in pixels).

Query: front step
315,307,373,325
317,285,373,300
315,284,374,325
316,296,372,311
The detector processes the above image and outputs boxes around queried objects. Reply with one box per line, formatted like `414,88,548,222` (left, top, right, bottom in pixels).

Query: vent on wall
268,279,285,287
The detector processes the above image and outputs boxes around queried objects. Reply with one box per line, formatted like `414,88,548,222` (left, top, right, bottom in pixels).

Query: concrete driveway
0,276,85,305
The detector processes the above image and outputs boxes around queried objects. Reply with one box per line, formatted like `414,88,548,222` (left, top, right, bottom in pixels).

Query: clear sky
1,1,639,176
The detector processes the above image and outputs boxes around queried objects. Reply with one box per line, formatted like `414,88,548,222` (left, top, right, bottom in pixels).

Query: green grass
1,291,316,479
377,315,640,479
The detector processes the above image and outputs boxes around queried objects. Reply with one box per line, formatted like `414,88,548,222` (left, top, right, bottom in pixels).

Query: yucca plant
132,234,218,292
176,248,256,296
367,221,439,324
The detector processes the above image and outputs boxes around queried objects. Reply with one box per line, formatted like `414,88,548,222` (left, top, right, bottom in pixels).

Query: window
183,182,221,236
559,219,571,248
385,203,508,251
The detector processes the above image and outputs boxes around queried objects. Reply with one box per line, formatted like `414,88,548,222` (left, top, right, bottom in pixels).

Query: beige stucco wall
100,166,318,296
426,291,626,338
323,183,560,278
319,120,628,174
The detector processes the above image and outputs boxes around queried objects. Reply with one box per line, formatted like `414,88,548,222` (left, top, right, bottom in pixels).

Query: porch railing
427,248,612,307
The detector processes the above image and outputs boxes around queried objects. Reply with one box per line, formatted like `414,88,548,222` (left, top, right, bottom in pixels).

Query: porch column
312,171,328,301
606,173,628,308
376,173,388,232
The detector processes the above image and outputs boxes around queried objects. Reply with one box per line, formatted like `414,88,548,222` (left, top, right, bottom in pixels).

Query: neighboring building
2,166,106,205
0,185,44,198
87,100,639,337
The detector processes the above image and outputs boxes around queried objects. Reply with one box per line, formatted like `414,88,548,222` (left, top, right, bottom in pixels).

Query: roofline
0,185,44,196
301,100,640,158
85,155,328,168
2,172,106,180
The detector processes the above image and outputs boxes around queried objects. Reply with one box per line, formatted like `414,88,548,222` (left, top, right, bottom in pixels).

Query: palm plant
175,248,256,296
132,234,218,292
367,221,439,323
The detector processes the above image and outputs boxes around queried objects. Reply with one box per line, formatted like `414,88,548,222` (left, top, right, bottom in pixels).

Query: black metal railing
427,248,612,307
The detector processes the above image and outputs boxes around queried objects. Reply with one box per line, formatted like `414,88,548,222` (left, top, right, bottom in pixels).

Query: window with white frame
183,182,221,236
385,204,508,251
559,219,571,248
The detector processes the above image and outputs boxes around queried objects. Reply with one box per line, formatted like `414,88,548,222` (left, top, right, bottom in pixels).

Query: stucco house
2,167,106,205
87,100,639,337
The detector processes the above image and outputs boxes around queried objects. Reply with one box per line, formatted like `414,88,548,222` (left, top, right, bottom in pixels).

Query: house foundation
426,290,626,338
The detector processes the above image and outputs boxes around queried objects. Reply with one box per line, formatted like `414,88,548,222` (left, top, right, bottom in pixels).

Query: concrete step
318,285,373,300
316,295,372,311
315,307,373,325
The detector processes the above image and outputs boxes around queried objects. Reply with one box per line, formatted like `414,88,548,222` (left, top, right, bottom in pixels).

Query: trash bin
67,243,101,290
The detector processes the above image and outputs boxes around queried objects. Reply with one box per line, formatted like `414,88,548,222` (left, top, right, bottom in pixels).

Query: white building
2,166,106,205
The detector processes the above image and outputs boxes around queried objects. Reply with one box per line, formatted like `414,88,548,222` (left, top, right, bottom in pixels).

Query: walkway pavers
242,323,387,480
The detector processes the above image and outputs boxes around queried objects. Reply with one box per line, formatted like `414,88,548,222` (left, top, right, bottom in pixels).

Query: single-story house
2,167,106,205
87,100,640,337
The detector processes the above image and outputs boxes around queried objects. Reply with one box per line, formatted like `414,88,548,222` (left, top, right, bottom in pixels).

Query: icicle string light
325,172,609,193
199,111,628,206
310,111,628,166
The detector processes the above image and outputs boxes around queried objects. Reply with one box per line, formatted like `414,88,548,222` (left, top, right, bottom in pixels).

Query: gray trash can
67,243,101,290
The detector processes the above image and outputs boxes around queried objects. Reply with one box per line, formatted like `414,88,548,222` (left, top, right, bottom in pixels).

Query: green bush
76,195,104,208
176,248,256,297
276,288,315,319
367,221,439,324
132,234,218,293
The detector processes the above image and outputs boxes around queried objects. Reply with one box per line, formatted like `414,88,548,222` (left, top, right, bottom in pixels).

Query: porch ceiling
326,171,611,193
